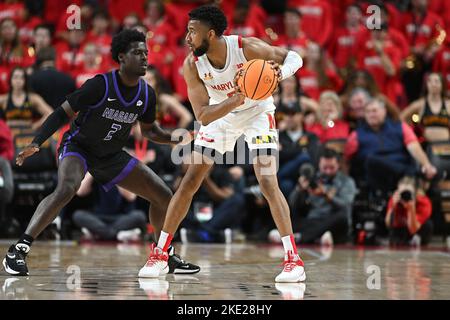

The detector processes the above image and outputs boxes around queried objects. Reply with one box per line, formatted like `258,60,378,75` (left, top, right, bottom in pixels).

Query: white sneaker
138,244,169,278
320,231,334,247
117,228,141,242
275,251,306,283
275,282,306,300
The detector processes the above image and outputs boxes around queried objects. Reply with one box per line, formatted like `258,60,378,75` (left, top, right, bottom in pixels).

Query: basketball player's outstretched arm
16,101,75,166
183,54,246,126
242,37,303,81
139,121,192,145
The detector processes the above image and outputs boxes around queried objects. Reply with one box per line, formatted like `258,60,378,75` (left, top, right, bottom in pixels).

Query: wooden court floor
1,241,450,300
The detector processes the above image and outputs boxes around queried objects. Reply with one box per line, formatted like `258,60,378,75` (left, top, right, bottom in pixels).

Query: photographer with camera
286,148,357,245
385,176,433,246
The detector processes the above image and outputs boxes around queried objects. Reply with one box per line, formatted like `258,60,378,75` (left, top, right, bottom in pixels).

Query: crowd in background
0,0,450,247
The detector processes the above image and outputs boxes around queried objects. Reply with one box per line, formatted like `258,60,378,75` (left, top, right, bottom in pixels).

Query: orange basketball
236,59,279,100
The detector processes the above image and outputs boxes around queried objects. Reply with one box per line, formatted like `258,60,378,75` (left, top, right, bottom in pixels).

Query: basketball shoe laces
282,251,303,272
146,244,167,267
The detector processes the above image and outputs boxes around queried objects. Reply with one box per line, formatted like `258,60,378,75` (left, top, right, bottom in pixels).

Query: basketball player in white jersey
139,5,305,282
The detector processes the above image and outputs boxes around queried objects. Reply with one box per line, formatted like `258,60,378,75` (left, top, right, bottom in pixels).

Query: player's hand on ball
16,143,40,166
230,91,246,107
267,60,282,81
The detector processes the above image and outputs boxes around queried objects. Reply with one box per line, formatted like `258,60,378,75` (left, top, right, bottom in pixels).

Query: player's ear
118,53,125,63
207,29,215,40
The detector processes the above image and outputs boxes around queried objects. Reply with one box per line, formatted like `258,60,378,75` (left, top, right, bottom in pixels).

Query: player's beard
193,39,209,57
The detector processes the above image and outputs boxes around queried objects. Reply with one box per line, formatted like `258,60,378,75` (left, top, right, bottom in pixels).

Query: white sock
157,231,173,252
281,234,298,255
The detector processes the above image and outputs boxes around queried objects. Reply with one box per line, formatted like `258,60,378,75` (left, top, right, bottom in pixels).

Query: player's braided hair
188,5,227,37
111,29,146,63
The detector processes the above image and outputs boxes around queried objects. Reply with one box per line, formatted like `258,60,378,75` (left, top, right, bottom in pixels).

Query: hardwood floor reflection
1,242,449,300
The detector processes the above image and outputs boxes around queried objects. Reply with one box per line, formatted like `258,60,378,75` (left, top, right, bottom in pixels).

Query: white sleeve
280,50,303,80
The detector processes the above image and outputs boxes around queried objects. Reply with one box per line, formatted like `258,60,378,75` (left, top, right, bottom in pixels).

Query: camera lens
400,190,412,201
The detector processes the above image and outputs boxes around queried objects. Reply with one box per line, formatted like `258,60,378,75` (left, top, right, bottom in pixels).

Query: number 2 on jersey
104,123,122,141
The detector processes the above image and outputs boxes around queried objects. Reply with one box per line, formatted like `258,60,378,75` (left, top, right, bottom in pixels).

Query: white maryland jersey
194,35,275,112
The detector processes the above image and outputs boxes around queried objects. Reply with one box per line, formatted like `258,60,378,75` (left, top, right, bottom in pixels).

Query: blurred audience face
371,28,387,42
92,14,109,33
1,19,17,42
426,73,443,96
353,71,370,88
83,43,99,67
319,156,339,178
412,0,428,12
283,111,303,131
146,1,164,21
349,90,369,119
233,3,250,24
10,68,26,91
320,97,339,121
34,27,51,51
346,6,362,27
306,42,321,63
123,14,140,30
280,76,297,95
365,99,387,128
68,29,85,47
284,10,301,35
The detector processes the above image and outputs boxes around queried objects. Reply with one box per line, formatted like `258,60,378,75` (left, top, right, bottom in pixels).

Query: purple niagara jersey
58,70,157,191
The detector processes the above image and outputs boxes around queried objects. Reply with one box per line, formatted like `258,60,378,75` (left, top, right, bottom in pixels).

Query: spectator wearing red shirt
143,0,177,81
225,0,267,40
85,10,113,71
108,0,145,27
55,28,86,75
0,118,14,214
385,176,433,246
164,1,212,42
0,18,33,93
288,0,333,46
0,119,13,162
18,6,43,46
0,1,25,26
433,40,450,95
298,42,343,100
356,25,403,106
376,4,409,61
43,0,82,27
328,4,367,74
72,43,109,88
273,8,309,59
345,98,436,194
306,91,350,144
401,0,445,102
26,24,53,68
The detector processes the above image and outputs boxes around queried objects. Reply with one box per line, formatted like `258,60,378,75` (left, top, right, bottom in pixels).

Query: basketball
236,59,279,100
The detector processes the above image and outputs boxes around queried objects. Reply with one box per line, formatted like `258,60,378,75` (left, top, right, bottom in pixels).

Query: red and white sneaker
138,244,169,278
275,251,306,283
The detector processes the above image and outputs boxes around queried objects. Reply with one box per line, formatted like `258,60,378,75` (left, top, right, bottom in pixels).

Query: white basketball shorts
194,104,278,155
